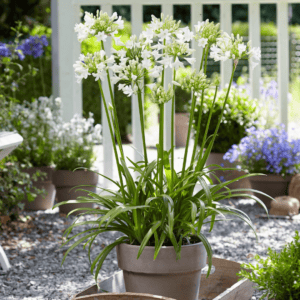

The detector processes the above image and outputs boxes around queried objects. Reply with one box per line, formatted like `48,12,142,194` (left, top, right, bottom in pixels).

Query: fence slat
249,2,261,100
162,4,173,151
191,3,203,71
131,4,144,163
101,4,114,188
52,0,82,122
220,2,233,89
277,1,289,131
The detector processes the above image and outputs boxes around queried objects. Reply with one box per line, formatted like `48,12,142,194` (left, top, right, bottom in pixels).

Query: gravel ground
1,198,300,300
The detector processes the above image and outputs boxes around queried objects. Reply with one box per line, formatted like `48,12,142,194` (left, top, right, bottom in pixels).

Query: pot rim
119,241,204,249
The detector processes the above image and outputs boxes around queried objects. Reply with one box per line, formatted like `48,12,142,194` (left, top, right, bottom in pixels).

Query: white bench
0,132,23,272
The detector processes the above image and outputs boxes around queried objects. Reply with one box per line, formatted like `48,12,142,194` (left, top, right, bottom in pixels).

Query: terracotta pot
175,112,189,147
116,242,207,300
205,152,252,197
249,175,292,209
52,170,98,215
157,113,190,148
22,166,56,211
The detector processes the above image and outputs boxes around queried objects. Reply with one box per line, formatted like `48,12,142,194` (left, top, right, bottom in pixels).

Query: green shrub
0,156,46,223
193,86,260,153
232,21,300,37
238,230,300,300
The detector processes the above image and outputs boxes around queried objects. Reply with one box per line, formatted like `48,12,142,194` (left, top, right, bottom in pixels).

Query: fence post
220,2,232,89
249,2,261,100
131,4,144,164
101,4,114,188
51,0,82,122
162,3,173,152
277,1,289,131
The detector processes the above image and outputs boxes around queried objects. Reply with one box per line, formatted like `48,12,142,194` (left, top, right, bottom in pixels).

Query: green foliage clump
193,86,260,153
238,230,300,300
0,156,46,223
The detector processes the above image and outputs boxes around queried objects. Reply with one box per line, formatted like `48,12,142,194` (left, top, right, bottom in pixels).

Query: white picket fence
51,0,297,187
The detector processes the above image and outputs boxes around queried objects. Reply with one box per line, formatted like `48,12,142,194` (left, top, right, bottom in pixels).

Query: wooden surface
72,257,254,300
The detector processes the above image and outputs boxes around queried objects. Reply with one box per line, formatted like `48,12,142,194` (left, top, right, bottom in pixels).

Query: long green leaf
153,231,167,260
197,232,213,278
92,237,129,282
137,221,162,259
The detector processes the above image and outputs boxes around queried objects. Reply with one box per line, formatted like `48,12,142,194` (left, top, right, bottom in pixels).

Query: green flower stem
171,68,176,188
181,92,197,179
39,56,46,96
159,103,164,194
199,85,219,155
137,89,148,166
97,80,125,199
101,41,125,162
199,45,207,72
190,46,210,166
196,62,237,172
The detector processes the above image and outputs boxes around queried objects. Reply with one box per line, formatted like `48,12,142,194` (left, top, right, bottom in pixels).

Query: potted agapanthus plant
10,96,62,210
52,113,102,215
224,125,300,209
54,11,266,300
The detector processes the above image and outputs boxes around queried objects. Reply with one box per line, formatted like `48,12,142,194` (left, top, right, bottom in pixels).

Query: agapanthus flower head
210,33,260,68
181,70,209,93
148,83,174,105
194,20,221,47
224,125,300,175
164,38,194,59
75,10,124,43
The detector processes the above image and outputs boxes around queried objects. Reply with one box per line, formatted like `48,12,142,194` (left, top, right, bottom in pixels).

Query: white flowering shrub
53,113,102,171
10,96,62,167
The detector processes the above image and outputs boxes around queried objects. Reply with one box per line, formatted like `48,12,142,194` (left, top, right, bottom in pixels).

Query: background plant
238,230,300,300
224,125,300,175
9,96,62,167
0,156,46,224
53,113,102,171
193,85,261,153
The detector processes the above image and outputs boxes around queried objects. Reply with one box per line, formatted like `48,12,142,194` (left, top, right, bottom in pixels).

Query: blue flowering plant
224,125,300,176
0,22,34,101
55,11,269,283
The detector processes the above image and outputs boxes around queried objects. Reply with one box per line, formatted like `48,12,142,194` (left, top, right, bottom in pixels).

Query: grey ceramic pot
52,169,98,215
22,166,56,211
116,242,207,300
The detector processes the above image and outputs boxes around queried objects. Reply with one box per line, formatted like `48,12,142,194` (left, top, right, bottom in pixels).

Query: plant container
249,174,292,209
206,152,252,197
72,257,254,300
115,242,206,300
22,166,56,211
52,169,98,215
175,112,189,147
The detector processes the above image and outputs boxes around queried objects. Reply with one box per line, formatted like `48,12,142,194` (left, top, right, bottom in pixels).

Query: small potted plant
54,12,264,300
52,113,102,215
238,230,300,300
9,96,62,210
224,125,300,209
193,84,260,192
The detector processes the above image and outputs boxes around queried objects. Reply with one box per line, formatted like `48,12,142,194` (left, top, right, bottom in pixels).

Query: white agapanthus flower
198,38,208,48
74,10,124,43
